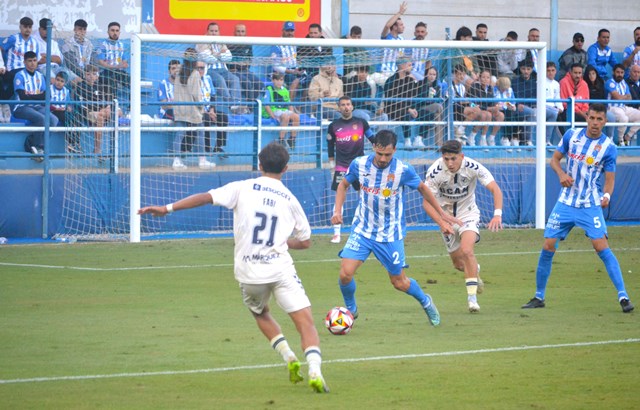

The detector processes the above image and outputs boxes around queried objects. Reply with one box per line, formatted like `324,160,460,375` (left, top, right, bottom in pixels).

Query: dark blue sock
598,248,628,300
339,278,357,314
535,249,555,300
406,278,430,307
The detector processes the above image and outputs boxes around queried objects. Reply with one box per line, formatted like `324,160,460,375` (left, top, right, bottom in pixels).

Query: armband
602,193,610,200
493,209,503,217
166,203,174,213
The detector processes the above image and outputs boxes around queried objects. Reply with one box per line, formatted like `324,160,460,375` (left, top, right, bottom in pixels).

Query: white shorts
441,210,480,253
273,110,295,118
240,270,310,315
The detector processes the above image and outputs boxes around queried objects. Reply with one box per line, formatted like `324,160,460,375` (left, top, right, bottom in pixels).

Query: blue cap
283,21,295,31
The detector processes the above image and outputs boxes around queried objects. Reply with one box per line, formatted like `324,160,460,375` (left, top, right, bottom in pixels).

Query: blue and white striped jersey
345,155,422,242
2,33,40,71
13,69,46,110
379,33,405,74
605,78,630,108
50,84,70,111
411,43,430,76
96,39,127,69
200,74,216,111
556,128,616,208
271,45,297,73
157,78,174,117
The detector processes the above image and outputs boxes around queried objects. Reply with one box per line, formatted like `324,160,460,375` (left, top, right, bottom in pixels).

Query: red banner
154,0,321,37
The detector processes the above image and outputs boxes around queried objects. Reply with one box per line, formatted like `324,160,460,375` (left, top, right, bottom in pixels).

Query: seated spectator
308,57,344,120
61,19,93,85
558,32,587,80
74,65,114,155
584,64,617,135
262,73,300,149
227,23,265,103
606,64,640,145
558,63,590,130
626,64,640,108
95,22,130,103
271,22,305,101
1,17,40,101
0,52,8,123
451,64,488,146
515,28,541,78
12,50,58,161
511,59,538,145
622,27,640,75
198,62,229,156
450,26,480,87
496,31,519,79
415,66,445,146
343,66,389,128
493,76,517,146
468,69,504,146
170,49,215,170
587,29,617,81
157,59,180,120
33,18,63,79
50,71,79,152
544,62,563,145
298,23,333,85
382,58,419,147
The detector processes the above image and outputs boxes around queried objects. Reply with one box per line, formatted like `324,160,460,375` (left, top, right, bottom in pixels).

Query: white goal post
128,33,548,243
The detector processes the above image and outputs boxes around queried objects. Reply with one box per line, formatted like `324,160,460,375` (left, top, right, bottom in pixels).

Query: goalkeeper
423,139,504,313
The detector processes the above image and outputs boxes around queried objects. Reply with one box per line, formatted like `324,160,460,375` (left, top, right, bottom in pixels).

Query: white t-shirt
425,156,495,217
208,176,311,284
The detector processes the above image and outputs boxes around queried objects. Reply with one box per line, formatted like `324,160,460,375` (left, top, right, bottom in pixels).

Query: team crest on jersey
15,78,21,86
387,174,395,183
252,183,261,190
351,134,359,141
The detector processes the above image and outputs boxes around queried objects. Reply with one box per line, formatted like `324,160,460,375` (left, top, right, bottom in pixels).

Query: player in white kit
424,140,504,312
138,142,329,393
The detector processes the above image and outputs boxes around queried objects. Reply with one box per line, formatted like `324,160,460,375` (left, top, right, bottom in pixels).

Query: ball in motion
324,306,354,335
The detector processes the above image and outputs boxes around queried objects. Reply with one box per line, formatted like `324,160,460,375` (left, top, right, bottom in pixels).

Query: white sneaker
468,301,481,313
526,141,534,146
488,135,496,146
172,158,187,170
404,137,412,148
413,136,425,148
500,138,510,146
479,136,488,146
330,234,341,244
198,159,217,169
455,125,466,137
466,135,475,146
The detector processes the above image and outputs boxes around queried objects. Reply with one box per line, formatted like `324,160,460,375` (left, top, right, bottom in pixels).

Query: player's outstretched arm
138,193,213,217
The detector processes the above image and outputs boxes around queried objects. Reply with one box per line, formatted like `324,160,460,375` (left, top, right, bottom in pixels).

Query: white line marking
2,248,639,272
1,338,637,385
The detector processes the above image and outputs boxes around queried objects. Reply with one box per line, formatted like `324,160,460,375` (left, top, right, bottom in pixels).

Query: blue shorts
338,232,406,275
544,202,608,241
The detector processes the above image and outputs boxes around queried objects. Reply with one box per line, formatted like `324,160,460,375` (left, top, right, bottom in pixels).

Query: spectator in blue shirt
587,29,617,80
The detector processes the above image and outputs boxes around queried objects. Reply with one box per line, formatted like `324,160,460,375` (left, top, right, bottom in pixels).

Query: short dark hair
350,25,362,36
271,72,285,81
440,139,462,154
373,129,397,148
259,142,289,174
309,23,322,32
570,63,583,71
74,19,88,28
453,64,467,74
55,71,68,82
24,51,38,60
588,103,607,114
476,23,488,30
455,26,473,40
546,61,556,69
598,28,610,37
168,59,180,69
108,21,120,29
19,17,33,27
338,96,352,105
613,63,625,72
39,18,51,29
415,21,427,30
506,31,518,40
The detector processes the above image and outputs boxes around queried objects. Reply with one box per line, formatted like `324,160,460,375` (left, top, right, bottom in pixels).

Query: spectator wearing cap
308,56,344,120
32,18,63,79
271,21,305,100
0,16,41,100
558,32,587,80
61,19,94,85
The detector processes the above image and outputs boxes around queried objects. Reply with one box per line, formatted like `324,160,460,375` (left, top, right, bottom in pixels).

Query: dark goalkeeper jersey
327,116,374,171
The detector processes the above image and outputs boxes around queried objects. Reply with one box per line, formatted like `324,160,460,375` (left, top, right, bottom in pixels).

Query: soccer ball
324,306,354,335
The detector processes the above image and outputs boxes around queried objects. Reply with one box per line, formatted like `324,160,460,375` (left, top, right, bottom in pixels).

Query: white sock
333,224,341,236
304,346,322,378
271,334,297,363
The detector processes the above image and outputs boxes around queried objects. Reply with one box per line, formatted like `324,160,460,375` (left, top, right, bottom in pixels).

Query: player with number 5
138,142,329,393
521,103,634,313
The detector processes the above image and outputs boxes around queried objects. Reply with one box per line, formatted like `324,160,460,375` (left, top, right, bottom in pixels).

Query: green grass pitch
0,227,638,409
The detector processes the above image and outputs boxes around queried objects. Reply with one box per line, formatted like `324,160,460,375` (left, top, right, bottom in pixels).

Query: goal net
56,33,548,242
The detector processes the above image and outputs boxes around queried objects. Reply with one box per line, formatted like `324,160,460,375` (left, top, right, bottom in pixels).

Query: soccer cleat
330,234,341,244
468,300,480,313
620,298,635,313
172,158,187,170
288,360,303,384
521,297,545,309
351,308,358,320
424,301,440,326
309,375,329,393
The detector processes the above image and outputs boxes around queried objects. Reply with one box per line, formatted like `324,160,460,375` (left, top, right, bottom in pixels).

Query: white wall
346,0,640,53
